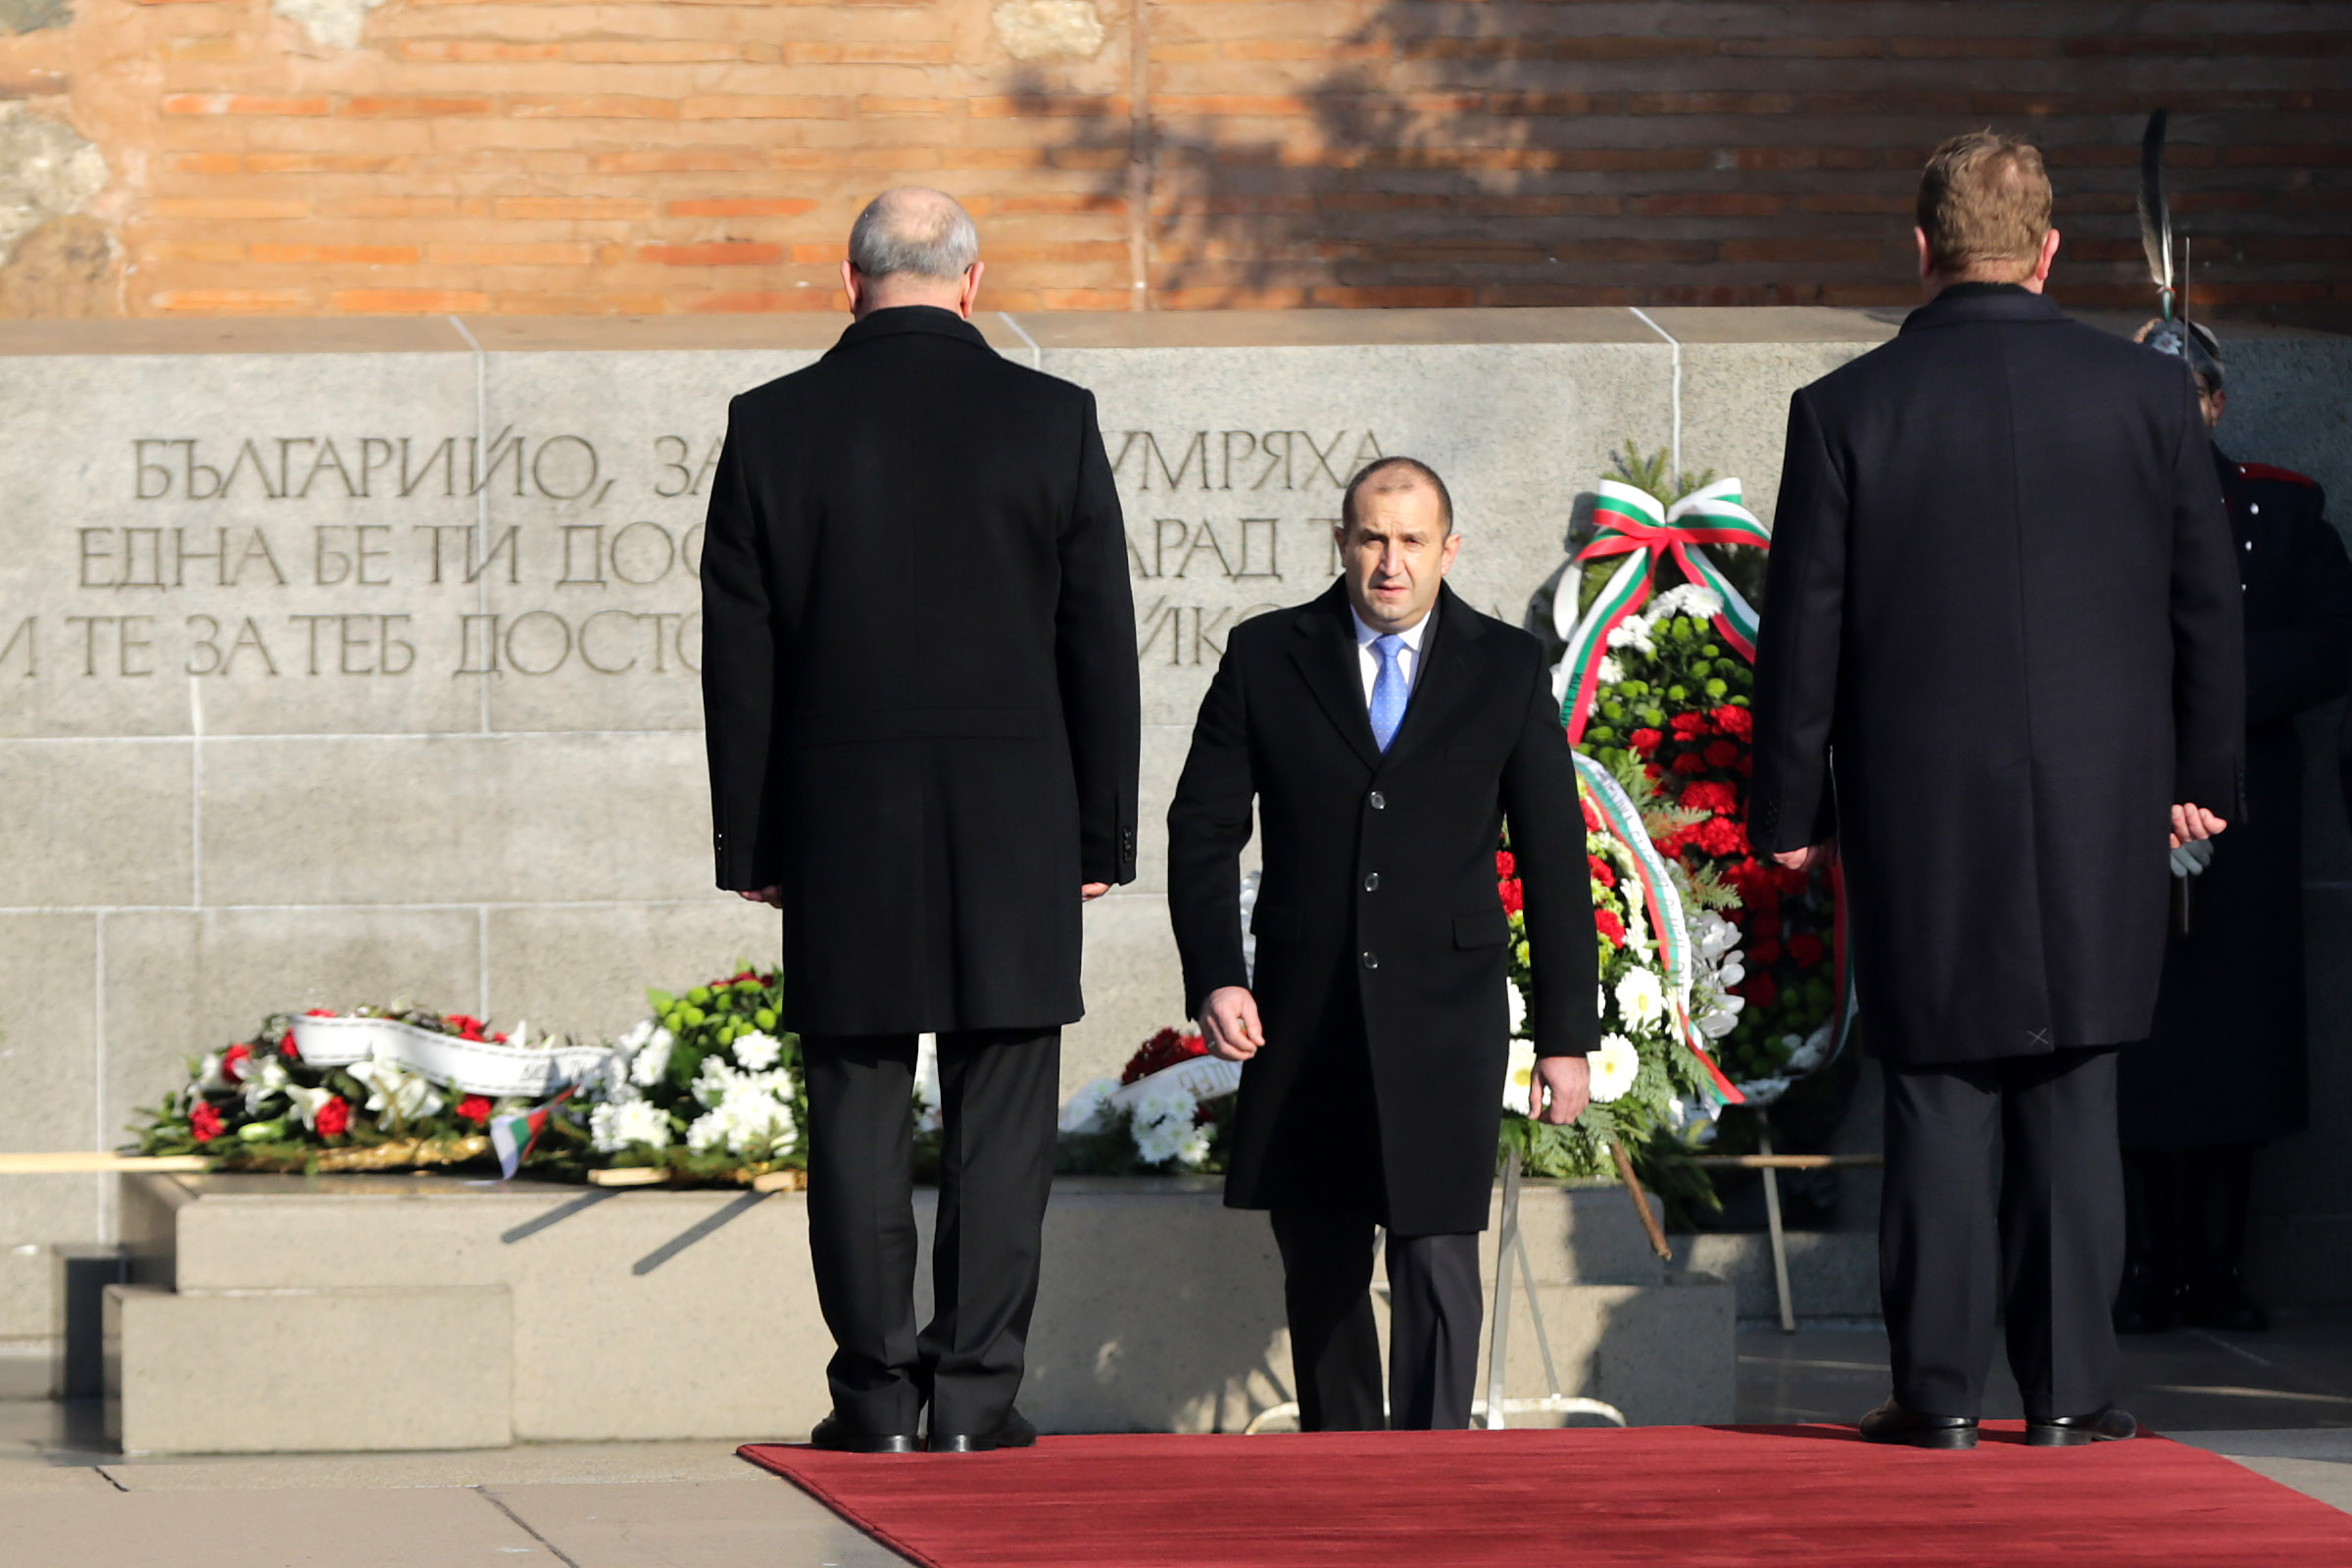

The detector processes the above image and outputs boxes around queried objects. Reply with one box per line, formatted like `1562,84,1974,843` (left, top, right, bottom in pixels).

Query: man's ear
840,261,861,315
1439,532,1463,576
2033,227,2061,286
1914,226,1935,283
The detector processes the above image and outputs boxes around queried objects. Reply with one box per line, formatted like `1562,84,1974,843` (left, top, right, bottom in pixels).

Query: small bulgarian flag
490,1087,576,1181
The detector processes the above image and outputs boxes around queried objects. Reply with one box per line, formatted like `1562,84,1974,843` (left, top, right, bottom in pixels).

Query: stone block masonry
0,0,2344,318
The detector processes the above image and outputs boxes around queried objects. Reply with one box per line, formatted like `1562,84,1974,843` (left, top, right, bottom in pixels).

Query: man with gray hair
702,187,1140,1453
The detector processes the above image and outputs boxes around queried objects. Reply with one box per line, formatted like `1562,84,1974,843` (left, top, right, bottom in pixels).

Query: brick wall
0,0,2343,318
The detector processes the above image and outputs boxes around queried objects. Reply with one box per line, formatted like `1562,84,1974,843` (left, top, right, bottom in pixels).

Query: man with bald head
702,187,1140,1453
1167,457,1599,1431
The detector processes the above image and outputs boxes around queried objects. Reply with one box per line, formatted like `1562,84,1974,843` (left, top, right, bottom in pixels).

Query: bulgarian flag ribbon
489,1087,575,1181
1558,477,1771,743
1574,752,1745,1107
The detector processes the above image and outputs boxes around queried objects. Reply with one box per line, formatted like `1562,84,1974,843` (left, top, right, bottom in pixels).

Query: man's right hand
1200,986,1265,1061
735,886,782,908
2170,804,2228,849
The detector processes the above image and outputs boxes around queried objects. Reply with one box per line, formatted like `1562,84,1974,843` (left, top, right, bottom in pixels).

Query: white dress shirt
1350,603,1435,708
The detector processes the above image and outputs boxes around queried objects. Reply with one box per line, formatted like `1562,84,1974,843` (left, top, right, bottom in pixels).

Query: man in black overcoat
2116,323,2352,1334
1167,458,1599,1432
701,188,1140,1453
1748,133,2243,1449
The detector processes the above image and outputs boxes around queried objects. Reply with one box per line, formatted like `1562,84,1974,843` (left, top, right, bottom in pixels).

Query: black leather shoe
2028,1406,2137,1446
1858,1397,1979,1449
809,1413,918,1453
928,1407,1038,1453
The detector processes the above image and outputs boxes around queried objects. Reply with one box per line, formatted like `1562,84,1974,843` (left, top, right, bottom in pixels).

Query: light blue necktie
1368,633,1408,753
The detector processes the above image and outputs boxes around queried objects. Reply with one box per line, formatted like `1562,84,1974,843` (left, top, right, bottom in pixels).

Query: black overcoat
2122,453,2352,1148
700,307,1141,1037
1748,285,2244,1068
1166,582,1599,1237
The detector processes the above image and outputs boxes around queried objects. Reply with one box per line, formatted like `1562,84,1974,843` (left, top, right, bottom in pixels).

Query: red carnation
316,1097,351,1138
1750,909,1782,941
305,1008,336,1018
1670,712,1710,737
1498,878,1525,915
1495,850,1518,880
189,1102,223,1144
221,1043,252,1081
457,1095,493,1125
1628,729,1663,757
1704,740,1740,769
1672,752,1708,776
1581,796,1605,831
1713,706,1753,740
1594,908,1627,948
277,1031,300,1061
1588,854,1616,889
1643,762,1664,782
1681,781,1738,816
1741,972,1779,1008
1693,817,1750,858
1749,940,1783,966
1789,934,1827,969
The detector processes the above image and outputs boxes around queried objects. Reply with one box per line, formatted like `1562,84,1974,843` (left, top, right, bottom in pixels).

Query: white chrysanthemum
1596,656,1625,686
732,1030,782,1071
1506,978,1528,1038
1589,1034,1640,1103
914,1035,943,1135
1502,1039,1538,1115
1057,1078,1120,1135
690,1053,735,1108
197,1053,229,1093
1605,616,1654,656
591,1098,672,1152
1615,966,1665,1028
1128,1080,1204,1168
627,1026,676,1088
1650,584,1724,623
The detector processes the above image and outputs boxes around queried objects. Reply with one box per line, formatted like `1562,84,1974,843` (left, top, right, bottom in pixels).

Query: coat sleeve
2166,387,2247,812
1499,647,1601,1058
700,400,783,891
2245,484,2352,726
1166,648,1255,1018
1748,386,1849,855
1059,391,1143,886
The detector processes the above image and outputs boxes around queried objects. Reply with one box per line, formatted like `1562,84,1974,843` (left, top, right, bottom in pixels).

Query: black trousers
1881,1046,2123,1422
1271,1209,1483,1432
801,1027,1059,1439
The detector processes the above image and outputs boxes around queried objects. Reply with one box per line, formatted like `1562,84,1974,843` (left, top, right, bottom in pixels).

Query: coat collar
826,305,994,358
1899,283,2068,334
1289,580,1488,775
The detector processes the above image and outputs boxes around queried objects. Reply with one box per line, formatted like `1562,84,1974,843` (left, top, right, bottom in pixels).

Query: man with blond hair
1748,132,2243,1449
702,187,1139,1453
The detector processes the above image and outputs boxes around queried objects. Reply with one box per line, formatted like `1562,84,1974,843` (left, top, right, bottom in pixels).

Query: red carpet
739,1425,2352,1567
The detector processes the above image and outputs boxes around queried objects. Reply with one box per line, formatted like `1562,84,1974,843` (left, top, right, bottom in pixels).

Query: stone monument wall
2,308,2350,1363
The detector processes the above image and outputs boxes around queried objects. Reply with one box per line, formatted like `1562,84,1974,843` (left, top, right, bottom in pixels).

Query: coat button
1364,872,1381,892
1369,791,1387,809
1362,951,1380,969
